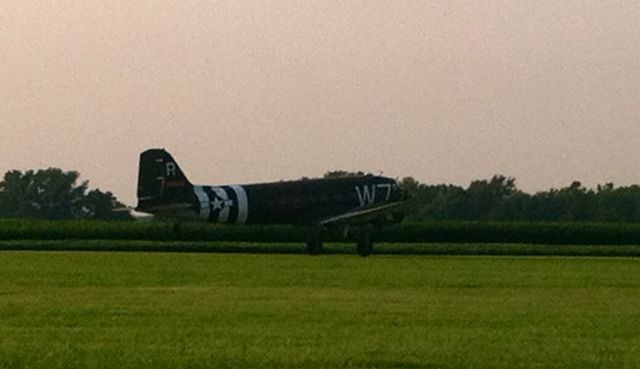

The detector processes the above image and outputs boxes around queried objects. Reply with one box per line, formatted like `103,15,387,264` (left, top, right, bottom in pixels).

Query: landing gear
305,227,324,256
356,226,375,257
303,225,377,257
306,237,324,255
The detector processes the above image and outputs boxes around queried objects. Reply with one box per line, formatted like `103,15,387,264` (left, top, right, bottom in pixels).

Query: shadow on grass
2,240,640,257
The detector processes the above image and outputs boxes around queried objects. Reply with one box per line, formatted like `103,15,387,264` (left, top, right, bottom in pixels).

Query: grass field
1,251,639,369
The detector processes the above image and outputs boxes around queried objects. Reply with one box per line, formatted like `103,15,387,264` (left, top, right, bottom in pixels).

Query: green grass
1,251,639,368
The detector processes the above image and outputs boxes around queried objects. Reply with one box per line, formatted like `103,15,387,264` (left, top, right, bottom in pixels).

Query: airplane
136,149,410,256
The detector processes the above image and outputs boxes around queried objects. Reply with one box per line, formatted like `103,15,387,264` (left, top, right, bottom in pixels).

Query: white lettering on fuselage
377,183,393,201
355,184,394,207
166,162,177,178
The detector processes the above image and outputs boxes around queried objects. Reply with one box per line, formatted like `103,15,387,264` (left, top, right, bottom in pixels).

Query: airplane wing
318,201,411,227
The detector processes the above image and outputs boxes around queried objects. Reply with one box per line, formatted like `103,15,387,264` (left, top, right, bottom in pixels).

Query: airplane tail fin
136,149,193,210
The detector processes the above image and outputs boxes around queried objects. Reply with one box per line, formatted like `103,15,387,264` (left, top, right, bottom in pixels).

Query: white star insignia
211,198,224,211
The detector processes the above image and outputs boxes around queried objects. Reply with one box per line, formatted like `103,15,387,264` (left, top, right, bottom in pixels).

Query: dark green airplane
136,149,410,256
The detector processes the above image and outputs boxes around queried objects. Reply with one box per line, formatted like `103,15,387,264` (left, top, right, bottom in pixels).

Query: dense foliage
2,219,640,246
0,169,129,220
399,175,640,222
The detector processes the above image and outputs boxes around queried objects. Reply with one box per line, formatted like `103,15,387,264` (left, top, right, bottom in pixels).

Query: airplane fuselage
139,176,403,225
196,177,401,225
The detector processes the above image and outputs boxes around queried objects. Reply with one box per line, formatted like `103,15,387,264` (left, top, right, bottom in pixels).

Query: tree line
0,169,129,220
3,167,640,222
398,175,640,222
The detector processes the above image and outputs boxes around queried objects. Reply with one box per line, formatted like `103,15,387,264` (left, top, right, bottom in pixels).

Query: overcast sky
2,1,640,205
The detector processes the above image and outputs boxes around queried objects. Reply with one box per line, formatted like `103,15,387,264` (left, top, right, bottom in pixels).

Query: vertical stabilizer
137,149,193,210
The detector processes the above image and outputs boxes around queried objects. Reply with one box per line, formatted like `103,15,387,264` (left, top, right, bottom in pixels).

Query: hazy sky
2,1,640,205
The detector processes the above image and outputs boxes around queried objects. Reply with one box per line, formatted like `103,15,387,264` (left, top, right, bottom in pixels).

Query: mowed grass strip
0,252,639,369
4,240,640,257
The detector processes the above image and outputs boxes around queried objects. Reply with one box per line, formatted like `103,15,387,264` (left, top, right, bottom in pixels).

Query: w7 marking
355,184,393,206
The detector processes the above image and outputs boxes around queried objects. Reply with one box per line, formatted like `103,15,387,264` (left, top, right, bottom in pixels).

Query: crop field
5,219,640,245
1,251,639,369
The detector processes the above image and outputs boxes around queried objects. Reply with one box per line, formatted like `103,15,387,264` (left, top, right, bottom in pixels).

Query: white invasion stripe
231,185,248,224
212,186,230,223
193,185,210,220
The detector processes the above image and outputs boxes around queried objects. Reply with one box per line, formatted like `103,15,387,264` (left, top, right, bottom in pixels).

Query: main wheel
306,238,324,255
301,226,325,256
356,230,373,257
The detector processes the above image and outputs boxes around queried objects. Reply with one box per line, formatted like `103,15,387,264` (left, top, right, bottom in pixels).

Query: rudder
137,149,192,208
